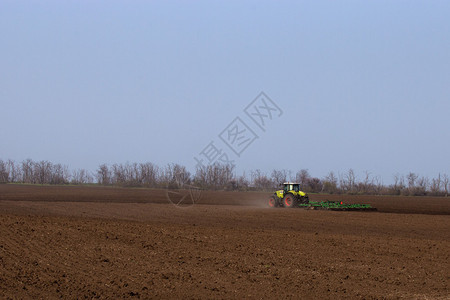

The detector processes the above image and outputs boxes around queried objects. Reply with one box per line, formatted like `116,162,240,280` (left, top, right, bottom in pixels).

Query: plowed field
0,184,449,299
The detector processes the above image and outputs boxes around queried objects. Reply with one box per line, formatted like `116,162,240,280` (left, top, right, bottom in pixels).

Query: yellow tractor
269,182,309,208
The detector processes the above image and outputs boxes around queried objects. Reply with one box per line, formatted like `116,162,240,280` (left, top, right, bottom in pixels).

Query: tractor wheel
283,194,297,208
268,195,279,208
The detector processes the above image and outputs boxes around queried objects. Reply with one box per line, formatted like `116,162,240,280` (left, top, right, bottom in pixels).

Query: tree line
0,158,448,196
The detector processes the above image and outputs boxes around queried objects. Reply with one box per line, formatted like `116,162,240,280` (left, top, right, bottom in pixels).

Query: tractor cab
275,182,305,198
283,182,300,194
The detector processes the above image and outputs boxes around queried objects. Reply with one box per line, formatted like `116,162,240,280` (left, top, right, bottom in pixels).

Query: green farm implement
298,201,376,211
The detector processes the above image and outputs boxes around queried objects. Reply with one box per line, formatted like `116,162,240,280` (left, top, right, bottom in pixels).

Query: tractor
268,182,309,208
268,182,377,211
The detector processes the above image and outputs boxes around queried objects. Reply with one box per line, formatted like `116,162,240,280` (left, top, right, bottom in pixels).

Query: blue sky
1,0,449,183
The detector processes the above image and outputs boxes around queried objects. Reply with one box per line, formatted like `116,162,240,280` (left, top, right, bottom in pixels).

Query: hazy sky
1,0,449,183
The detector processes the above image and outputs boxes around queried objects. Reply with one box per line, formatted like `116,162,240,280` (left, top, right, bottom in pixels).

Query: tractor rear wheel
283,194,297,208
268,195,279,208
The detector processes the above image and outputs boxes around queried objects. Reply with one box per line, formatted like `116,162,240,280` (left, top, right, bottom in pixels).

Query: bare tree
22,159,35,183
430,174,442,196
206,164,221,188
373,176,383,195
72,169,93,184
193,163,235,189
295,169,310,190
140,162,160,187
360,171,373,194
271,169,288,188
173,164,191,187
0,160,9,183
7,159,21,182
193,165,208,188
442,174,449,197
413,176,428,196
339,169,356,193
251,169,273,190
391,173,405,195
306,177,323,193
407,172,418,189
51,163,70,184
236,173,250,191
322,171,338,194
34,160,53,184
346,169,356,193
97,164,111,185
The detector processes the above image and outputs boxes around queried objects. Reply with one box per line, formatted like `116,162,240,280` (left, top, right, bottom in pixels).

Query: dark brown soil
0,184,449,299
